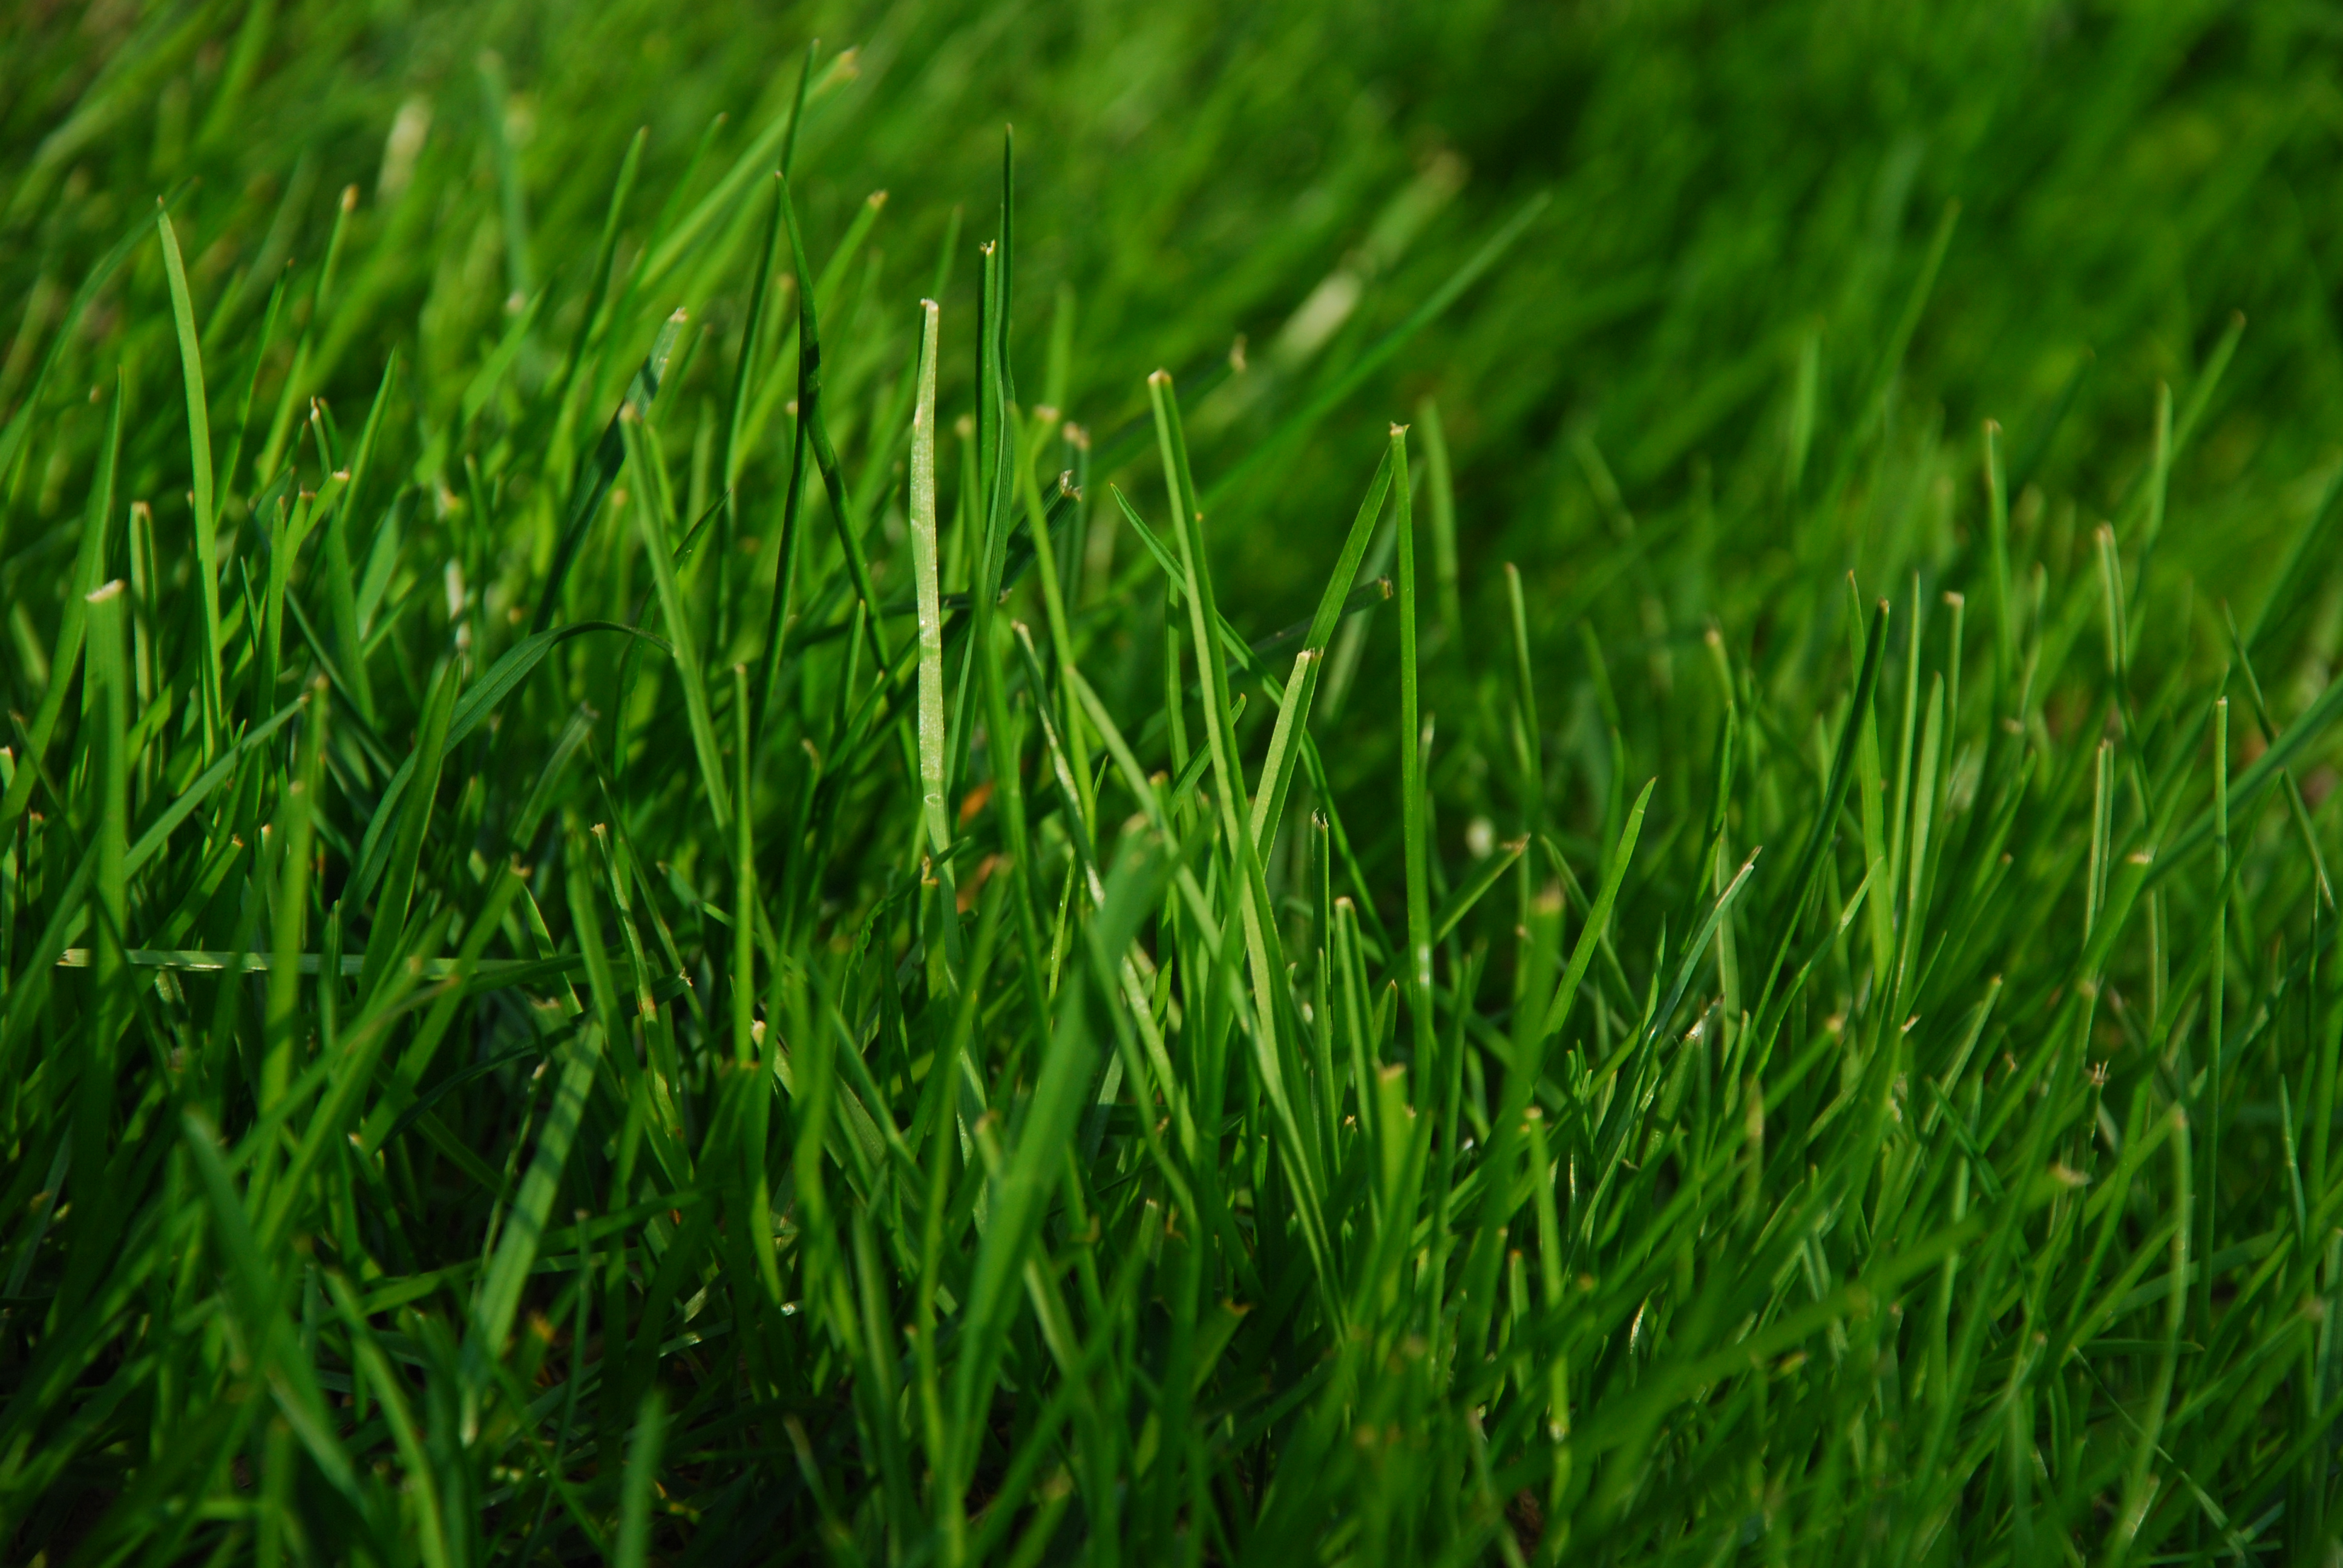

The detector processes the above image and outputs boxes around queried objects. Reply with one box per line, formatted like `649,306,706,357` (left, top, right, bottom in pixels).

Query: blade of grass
157,204,226,759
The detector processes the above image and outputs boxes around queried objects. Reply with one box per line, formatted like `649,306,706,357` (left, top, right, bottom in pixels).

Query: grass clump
7,7,2343,1566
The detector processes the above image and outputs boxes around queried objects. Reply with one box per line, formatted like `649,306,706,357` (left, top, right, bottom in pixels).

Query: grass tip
340,183,358,211
85,580,125,604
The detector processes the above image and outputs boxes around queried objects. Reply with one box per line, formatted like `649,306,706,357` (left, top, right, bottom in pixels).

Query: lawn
6,1,2343,1563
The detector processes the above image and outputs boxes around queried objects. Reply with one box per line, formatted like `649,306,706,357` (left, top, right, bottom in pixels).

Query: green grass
8,2,2343,1563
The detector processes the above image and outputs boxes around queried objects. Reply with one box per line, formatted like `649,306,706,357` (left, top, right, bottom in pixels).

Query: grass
7,2,2343,1563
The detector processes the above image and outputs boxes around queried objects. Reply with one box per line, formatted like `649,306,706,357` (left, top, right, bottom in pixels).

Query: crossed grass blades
7,30,2343,1568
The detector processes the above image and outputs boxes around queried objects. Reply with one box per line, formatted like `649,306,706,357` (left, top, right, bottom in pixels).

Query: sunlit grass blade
157,204,226,757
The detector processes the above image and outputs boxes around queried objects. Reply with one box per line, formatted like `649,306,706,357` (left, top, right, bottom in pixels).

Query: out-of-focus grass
9,3,2339,613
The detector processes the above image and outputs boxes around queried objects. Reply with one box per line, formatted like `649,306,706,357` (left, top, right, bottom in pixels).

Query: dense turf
8,3,2343,1564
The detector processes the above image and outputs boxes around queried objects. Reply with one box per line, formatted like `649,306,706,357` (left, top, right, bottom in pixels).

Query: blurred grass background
10,0,2340,645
